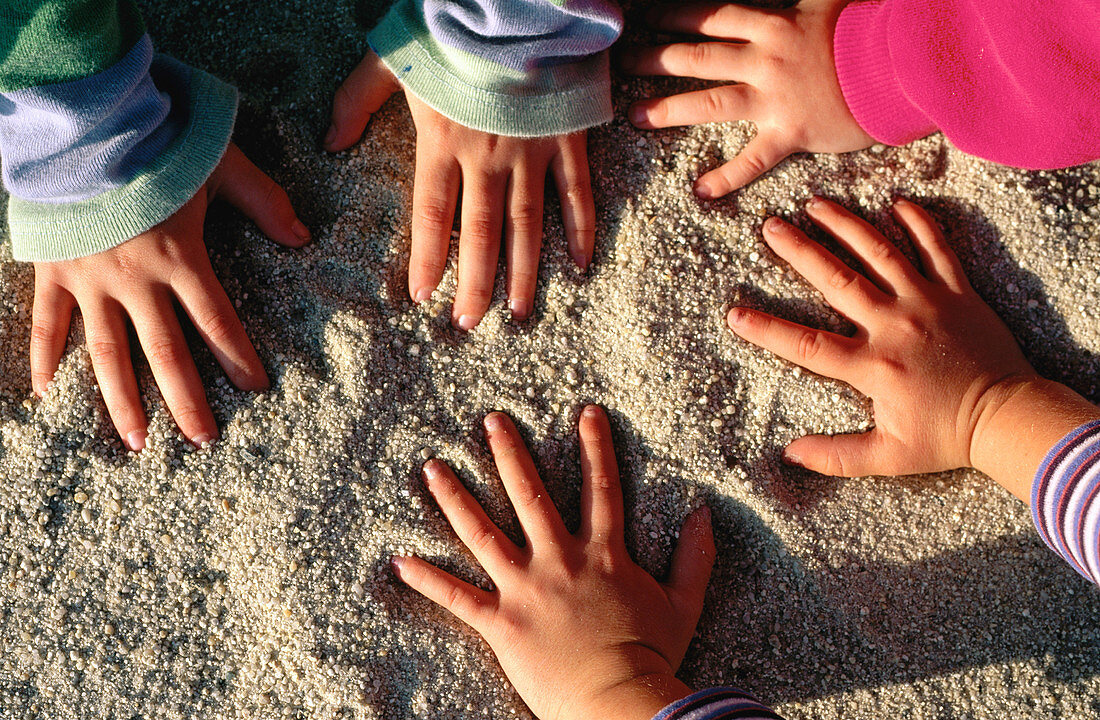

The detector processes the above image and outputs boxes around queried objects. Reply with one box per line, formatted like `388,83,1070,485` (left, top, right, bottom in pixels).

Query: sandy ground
1,1,1099,718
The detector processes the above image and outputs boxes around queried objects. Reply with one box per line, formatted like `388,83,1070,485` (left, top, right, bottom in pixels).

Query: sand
1,1,1099,718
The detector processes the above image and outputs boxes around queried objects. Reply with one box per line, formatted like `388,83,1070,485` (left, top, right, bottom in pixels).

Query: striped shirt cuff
1031,420,1100,587
652,687,783,720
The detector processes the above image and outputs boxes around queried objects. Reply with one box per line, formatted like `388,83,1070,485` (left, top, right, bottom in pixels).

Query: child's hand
620,1,874,198
30,144,309,451
326,53,595,329
392,406,714,720
727,198,1043,494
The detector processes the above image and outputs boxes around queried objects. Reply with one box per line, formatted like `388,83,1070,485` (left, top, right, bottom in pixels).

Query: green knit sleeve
367,0,619,137
0,0,145,91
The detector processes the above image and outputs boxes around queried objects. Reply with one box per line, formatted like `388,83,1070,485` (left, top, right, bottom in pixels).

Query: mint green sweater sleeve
368,0,623,137
0,0,237,262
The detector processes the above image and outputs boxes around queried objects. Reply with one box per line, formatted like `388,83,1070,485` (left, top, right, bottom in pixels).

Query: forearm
969,376,1100,502
832,0,1100,168
367,0,622,136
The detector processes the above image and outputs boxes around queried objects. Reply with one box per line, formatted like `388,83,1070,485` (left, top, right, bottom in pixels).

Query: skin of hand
620,0,875,198
392,405,715,720
726,197,1100,501
325,52,596,329
30,143,310,452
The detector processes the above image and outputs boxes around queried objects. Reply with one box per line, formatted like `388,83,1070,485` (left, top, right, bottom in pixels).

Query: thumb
666,505,716,620
211,144,310,248
325,51,400,151
783,430,884,477
694,132,789,199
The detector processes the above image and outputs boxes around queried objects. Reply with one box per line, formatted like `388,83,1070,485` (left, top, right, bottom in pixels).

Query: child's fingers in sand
483,412,570,548
503,163,546,323
126,290,218,443
758,216,887,320
391,554,496,630
29,278,76,396
325,51,400,151
645,1,779,38
421,458,524,579
78,298,148,449
783,429,888,477
890,199,968,289
804,197,924,295
452,172,508,329
209,145,311,247
726,307,861,387
550,133,596,270
408,147,460,304
629,84,755,129
578,405,625,544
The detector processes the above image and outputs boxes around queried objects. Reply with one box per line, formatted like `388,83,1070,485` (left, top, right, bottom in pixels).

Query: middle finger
452,170,506,329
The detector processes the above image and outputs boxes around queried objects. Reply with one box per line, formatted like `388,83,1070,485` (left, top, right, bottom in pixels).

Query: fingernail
697,505,712,525
191,433,216,448
509,298,530,321
323,124,337,149
571,249,590,271
629,104,648,126
806,196,824,210
727,307,746,326
782,448,803,467
292,220,311,243
455,314,478,331
413,287,433,304
390,556,406,575
764,216,784,232
126,430,147,453
422,459,444,480
582,405,601,418
483,412,505,432
694,179,715,200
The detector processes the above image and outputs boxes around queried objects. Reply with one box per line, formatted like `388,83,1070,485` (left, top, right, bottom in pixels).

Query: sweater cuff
367,0,613,137
832,0,936,146
7,58,236,262
1030,420,1100,586
652,686,782,720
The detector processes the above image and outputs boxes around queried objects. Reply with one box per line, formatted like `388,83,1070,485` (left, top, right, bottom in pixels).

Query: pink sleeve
832,0,1100,169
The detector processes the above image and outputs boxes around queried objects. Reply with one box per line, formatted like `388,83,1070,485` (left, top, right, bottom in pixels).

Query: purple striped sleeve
652,687,783,720
1031,420,1100,586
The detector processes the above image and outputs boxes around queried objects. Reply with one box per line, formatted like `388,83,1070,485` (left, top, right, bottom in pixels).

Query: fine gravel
1,1,1099,718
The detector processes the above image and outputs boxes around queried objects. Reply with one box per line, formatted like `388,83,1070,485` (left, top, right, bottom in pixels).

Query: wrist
575,672,693,720
969,374,1100,501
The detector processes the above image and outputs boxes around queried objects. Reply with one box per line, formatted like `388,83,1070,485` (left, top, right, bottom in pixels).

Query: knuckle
196,308,239,345
442,585,466,613
508,202,542,236
735,152,769,180
825,446,849,476
461,210,499,242
144,336,187,368
414,199,453,233
588,471,616,493
760,12,797,41
828,267,858,291
796,331,823,363
467,524,497,553
87,338,124,364
169,403,209,431
29,322,57,347
686,42,711,67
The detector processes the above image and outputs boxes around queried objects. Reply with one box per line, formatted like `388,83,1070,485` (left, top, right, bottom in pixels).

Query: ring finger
127,290,217,445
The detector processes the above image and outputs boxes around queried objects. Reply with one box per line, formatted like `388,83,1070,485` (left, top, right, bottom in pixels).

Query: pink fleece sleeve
832,0,1100,169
